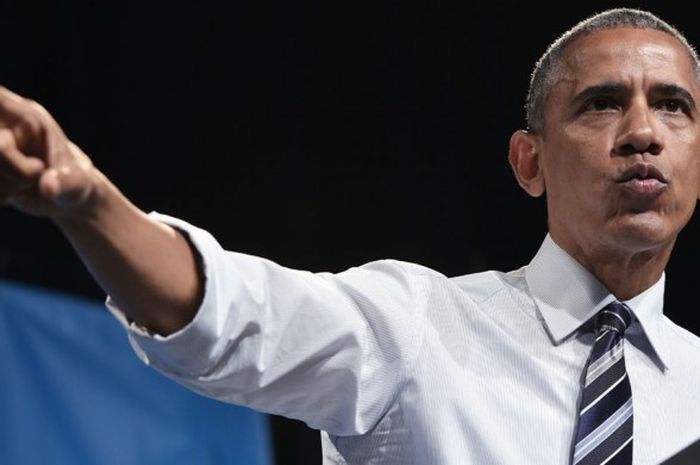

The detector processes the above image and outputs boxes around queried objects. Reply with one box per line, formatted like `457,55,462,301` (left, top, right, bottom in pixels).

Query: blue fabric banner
0,280,273,465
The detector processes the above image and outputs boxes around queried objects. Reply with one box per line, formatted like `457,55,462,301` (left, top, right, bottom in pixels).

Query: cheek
673,144,700,200
674,134,700,198
667,164,700,217
543,141,604,191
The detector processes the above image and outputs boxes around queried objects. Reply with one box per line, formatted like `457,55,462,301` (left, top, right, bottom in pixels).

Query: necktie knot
594,301,633,337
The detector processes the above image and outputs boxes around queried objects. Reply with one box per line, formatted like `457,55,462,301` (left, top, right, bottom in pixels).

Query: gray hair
526,8,700,134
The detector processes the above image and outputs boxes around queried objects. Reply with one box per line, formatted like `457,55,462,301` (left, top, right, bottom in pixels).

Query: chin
606,212,679,253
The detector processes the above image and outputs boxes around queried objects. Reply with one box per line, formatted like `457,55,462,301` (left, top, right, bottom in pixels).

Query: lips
616,163,668,195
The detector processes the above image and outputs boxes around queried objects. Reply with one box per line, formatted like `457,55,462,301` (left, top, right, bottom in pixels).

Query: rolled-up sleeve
106,212,432,435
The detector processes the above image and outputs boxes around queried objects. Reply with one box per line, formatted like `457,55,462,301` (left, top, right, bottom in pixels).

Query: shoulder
348,260,525,299
327,259,449,301
320,259,523,312
449,267,526,304
663,316,700,352
659,316,700,376
350,259,520,287
351,259,447,277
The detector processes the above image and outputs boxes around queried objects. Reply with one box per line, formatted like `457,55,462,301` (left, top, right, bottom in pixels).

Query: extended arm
0,86,426,435
0,86,202,335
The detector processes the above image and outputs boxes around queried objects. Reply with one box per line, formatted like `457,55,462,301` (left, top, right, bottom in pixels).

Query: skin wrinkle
548,29,700,298
540,36,700,135
512,27,700,301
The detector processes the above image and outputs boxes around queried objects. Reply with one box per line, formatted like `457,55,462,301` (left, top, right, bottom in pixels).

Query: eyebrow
572,83,626,105
653,83,696,111
572,82,697,112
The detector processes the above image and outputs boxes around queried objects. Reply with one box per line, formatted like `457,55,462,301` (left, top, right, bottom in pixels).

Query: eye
582,97,618,112
656,98,687,114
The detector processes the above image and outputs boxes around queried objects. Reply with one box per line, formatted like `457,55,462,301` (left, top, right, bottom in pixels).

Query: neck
550,234,673,300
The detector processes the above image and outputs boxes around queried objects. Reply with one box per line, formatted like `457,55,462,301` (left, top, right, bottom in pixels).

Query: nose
613,101,663,156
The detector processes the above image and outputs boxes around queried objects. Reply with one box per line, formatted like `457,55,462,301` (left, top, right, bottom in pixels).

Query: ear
508,130,545,197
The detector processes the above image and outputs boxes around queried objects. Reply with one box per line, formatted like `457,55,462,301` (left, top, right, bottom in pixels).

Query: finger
38,164,93,208
0,87,58,162
0,86,23,104
0,128,45,177
0,86,27,124
38,167,60,199
0,87,60,132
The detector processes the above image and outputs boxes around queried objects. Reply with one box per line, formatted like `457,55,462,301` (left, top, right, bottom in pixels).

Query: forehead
556,27,699,95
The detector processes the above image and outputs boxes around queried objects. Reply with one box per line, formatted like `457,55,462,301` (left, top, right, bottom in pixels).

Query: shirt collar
524,234,669,370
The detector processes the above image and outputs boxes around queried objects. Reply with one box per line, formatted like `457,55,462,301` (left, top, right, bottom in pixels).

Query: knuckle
26,99,51,119
17,111,44,136
0,87,11,105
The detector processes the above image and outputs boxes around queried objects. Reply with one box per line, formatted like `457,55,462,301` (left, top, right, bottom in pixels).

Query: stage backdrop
0,279,273,465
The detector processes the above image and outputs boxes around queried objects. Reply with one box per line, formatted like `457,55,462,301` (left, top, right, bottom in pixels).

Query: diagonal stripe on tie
588,331,621,367
571,302,633,465
585,339,624,385
578,371,630,427
575,398,633,462
577,416,633,465
581,356,627,408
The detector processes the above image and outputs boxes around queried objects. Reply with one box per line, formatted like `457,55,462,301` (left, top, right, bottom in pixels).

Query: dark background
2,1,699,464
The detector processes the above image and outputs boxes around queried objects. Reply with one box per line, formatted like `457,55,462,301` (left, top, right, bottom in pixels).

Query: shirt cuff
104,211,222,375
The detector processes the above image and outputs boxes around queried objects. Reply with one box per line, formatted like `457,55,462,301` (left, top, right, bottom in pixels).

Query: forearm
55,169,204,335
0,87,203,335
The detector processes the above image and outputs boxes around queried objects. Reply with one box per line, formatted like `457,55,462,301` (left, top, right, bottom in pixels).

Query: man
1,7,699,465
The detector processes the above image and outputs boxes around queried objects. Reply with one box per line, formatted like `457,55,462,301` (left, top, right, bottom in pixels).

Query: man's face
539,27,700,257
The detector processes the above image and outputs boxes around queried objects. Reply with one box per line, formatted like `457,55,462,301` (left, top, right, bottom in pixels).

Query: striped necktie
571,301,634,465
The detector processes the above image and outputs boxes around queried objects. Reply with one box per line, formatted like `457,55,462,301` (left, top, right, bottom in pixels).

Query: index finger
0,127,46,177
0,86,58,164
0,86,26,125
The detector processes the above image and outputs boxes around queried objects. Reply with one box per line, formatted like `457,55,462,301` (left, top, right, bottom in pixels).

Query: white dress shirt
108,213,700,465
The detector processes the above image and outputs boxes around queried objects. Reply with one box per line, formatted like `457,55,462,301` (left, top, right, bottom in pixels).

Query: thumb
38,164,94,208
